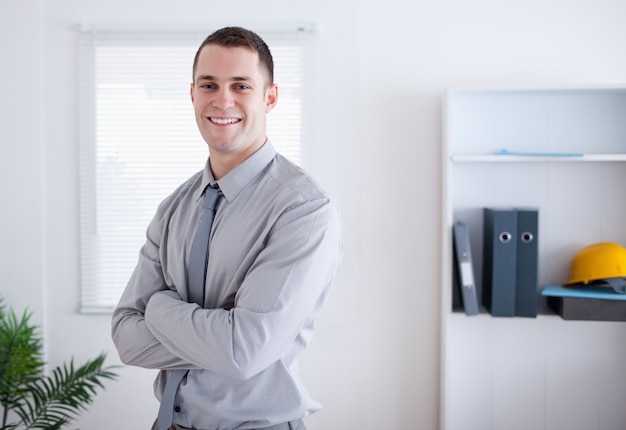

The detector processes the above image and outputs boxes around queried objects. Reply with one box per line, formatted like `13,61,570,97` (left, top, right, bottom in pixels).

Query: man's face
190,44,278,163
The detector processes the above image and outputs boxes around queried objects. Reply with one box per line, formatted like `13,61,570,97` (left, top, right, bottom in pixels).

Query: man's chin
208,140,239,155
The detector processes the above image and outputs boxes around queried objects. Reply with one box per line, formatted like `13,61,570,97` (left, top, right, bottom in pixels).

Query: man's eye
235,84,250,90
201,84,215,89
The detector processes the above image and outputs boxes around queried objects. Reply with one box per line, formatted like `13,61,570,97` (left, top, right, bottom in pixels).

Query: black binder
515,208,539,317
453,221,480,315
483,208,517,316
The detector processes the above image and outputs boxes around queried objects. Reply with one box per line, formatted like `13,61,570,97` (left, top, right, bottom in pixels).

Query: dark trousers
152,419,306,430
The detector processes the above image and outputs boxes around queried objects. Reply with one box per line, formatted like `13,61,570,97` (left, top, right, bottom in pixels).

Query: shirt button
174,406,181,413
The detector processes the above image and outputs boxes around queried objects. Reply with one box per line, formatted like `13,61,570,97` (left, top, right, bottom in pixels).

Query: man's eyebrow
196,75,255,82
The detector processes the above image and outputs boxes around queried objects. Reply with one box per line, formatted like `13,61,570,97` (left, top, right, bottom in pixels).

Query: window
78,25,313,313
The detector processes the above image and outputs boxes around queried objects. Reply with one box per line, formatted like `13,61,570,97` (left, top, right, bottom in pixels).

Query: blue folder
542,285,626,301
483,208,517,316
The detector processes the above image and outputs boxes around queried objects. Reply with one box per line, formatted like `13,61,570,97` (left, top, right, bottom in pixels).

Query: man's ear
190,83,195,103
265,84,278,113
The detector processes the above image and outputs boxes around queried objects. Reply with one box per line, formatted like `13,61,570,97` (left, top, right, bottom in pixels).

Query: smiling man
191,40,277,178
111,27,343,430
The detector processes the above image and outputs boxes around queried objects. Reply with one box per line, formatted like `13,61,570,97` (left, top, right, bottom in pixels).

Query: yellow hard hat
565,242,626,293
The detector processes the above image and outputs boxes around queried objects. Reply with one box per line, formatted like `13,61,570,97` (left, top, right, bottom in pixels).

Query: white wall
0,1,44,322
2,0,626,429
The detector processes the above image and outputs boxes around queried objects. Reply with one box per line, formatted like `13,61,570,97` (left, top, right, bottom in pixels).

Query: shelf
449,310,561,320
450,153,626,163
441,86,626,430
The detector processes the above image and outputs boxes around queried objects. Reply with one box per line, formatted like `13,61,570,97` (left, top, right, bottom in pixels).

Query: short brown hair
192,26,274,87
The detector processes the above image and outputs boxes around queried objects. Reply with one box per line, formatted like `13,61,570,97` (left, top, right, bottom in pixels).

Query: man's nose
212,89,235,110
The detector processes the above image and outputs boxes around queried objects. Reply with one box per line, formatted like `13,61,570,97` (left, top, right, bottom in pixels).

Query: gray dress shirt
111,141,343,430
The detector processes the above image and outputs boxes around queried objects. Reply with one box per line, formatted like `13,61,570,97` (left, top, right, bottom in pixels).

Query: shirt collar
197,140,277,203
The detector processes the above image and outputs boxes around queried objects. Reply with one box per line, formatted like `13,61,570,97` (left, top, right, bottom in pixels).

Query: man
111,27,343,430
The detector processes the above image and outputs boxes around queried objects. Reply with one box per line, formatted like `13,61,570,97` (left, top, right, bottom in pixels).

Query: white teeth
210,117,241,125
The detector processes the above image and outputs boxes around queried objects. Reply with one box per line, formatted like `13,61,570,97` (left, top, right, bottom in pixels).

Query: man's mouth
209,117,241,125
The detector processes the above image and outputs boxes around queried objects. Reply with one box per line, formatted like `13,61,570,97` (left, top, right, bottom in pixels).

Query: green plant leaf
14,353,118,430
0,307,44,429
0,297,118,430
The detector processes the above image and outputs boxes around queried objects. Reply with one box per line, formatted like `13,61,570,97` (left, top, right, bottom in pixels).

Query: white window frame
78,24,314,313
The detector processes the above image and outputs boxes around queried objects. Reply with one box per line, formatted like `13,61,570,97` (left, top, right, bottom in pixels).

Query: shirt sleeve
111,205,196,370
143,197,343,381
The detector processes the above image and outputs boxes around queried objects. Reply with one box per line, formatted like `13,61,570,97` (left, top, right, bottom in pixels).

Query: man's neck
209,140,267,180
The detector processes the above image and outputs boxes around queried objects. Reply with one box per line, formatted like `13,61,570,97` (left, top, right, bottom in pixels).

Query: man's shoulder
155,169,204,215
265,154,329,201
262,155,342,233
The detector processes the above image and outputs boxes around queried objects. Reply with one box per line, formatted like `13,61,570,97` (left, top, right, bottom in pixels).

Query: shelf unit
440,87,626,430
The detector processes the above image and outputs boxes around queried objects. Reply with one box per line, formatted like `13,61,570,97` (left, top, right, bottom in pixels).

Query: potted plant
0,297,118,429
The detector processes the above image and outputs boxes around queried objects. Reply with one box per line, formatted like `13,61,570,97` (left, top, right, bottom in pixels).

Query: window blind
78,25,313,313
